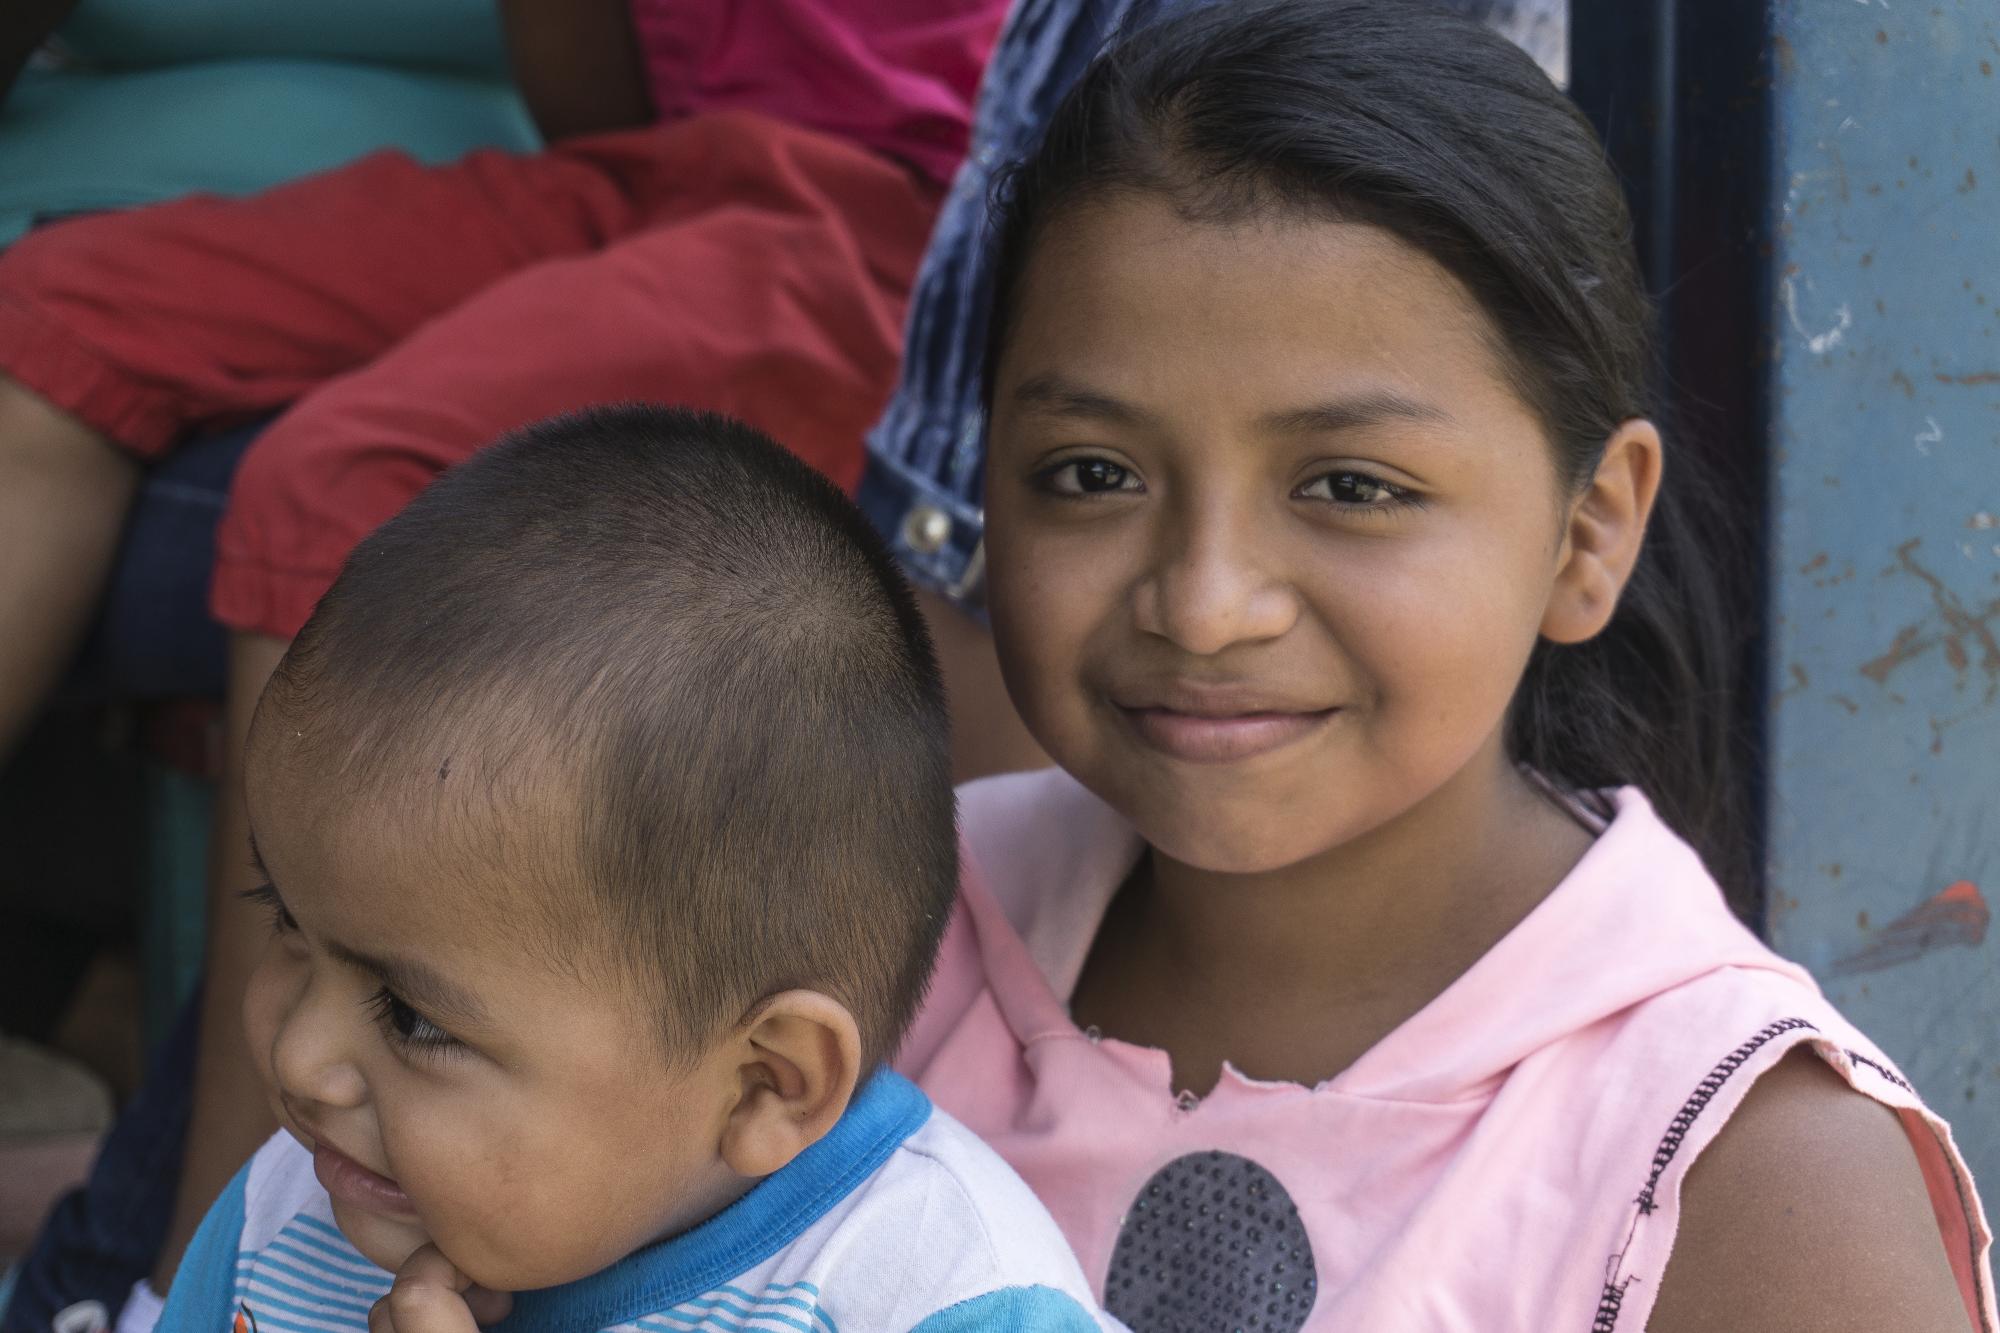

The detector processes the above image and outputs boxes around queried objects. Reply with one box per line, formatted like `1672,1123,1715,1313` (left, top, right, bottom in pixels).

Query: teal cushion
56,0,511,77
0,61,536,243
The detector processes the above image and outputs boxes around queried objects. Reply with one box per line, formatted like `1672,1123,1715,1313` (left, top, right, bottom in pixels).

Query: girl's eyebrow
1010,373,1153,427
1260,390,1451,436
1009,374,1451,437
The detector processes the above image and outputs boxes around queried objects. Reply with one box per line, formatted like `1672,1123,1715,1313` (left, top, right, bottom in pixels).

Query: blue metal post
1765,0,1999,1179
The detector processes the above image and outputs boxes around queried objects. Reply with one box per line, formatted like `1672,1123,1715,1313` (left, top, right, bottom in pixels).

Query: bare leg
914,585,1048,784
151,631,288,1292
0,376,141,758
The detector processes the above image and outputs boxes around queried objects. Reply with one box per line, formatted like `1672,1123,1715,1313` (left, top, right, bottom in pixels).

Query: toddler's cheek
240,964,285,1097
398,1174,551,1293
331,1200,432,1277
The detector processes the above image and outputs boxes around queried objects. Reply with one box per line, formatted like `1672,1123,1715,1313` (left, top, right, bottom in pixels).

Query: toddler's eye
1038,458,1142,495
1296,470,1411,507
241,884,298,934
366,988,459,1057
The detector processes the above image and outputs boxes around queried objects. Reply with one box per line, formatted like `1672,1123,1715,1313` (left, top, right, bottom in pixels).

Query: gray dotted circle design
1105,1150,1318,1333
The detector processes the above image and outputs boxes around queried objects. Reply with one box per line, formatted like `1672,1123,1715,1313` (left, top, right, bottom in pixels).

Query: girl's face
985,198,1585,874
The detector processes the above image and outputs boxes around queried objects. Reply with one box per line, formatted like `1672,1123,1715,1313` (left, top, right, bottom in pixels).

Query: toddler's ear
1541,418,1663,645
717,991,864,1179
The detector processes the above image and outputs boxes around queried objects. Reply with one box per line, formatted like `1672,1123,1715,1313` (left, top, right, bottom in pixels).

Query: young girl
896,2,1996,1329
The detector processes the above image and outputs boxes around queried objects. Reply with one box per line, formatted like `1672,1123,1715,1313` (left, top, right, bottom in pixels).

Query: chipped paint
1832,882,1990,975
1767,0,2000,1179
1860,624,1927,683
1913,415,1944,454
1868,539,2000,694
1781,273,1853,353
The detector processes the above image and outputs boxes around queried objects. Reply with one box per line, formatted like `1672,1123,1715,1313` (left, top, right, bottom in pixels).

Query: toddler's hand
369,1245,513,1333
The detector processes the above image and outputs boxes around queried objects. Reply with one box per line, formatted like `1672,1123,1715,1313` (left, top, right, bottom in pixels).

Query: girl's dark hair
983,0,1749,896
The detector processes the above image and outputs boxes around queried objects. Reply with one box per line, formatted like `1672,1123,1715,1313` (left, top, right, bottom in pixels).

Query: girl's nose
268,975,367,1113
1132,503,1300,656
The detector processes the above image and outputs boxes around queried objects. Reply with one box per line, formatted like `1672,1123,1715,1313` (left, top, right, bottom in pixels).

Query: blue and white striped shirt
158,1073,1114,1333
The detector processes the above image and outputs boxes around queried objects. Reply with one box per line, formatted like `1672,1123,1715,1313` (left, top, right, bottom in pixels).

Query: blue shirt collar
498,1069,932,1333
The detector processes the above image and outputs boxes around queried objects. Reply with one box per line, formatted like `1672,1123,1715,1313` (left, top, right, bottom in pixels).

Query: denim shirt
858,0,1567,606
856,0,1169,605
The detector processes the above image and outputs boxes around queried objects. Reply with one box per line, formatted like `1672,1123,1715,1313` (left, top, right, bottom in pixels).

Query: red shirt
628,0,1009,187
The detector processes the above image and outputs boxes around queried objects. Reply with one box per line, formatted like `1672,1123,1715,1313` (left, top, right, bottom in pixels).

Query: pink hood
900,767,1995,1331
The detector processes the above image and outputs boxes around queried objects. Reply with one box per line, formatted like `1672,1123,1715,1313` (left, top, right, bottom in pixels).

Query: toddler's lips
1119,704,1337,763
312,1139,418,1219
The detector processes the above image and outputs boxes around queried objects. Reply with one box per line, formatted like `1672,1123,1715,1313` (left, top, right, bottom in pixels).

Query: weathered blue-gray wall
1766,0,1998,1183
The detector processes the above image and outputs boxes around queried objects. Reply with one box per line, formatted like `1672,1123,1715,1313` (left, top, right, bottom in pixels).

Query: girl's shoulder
1649,1044,1985,1332
1538,921,1993,1332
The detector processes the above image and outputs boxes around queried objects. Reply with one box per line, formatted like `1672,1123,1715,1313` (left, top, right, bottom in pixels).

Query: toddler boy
155,407,1111,1333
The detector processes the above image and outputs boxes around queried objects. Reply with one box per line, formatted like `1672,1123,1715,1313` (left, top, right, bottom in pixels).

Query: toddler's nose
267,978,367,1113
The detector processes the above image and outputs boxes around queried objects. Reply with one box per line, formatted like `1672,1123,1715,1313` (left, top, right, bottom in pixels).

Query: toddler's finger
395,1244,470,1293
462,1285,514,1326
391,1244,513,1327
373,1245,480,1333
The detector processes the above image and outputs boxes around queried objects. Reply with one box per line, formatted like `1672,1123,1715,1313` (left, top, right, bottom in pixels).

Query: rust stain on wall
1862,625,1929,683
1832,881,1990,976
1857,541,2000,696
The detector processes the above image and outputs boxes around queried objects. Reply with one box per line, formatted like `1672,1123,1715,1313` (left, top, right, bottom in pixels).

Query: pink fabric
900,768,1998,1331
627,0,1008,188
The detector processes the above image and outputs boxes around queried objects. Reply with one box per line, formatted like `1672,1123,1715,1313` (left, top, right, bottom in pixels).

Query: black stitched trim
1846,1048,1916,1094
1634,1018,1820,1215
1592,1277,1630,1333
1593,1017,1820,1332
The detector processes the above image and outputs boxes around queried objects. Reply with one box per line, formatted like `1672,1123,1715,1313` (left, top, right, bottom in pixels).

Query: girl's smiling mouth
1112,684,1339,764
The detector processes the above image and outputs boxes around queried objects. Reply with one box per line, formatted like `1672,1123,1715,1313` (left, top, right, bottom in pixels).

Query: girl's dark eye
365,988,459,1057
242,884,297,934
1038,458,1142,496
1297,470,1412,507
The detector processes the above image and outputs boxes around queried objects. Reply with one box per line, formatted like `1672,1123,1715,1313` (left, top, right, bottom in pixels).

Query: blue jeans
60,423,262,705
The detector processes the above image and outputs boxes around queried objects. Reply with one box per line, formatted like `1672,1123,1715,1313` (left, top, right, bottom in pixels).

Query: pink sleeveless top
899,768,1996,1331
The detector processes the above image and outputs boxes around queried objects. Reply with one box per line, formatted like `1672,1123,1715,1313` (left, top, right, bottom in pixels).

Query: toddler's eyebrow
245,830,490,1032
325,939,491,1033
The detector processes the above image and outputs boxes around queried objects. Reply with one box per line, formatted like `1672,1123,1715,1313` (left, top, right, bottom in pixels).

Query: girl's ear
717,991,864,1179
1541,419,1664,645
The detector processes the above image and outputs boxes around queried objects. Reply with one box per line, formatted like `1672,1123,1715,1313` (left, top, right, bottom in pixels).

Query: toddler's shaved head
256,405,956,1066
